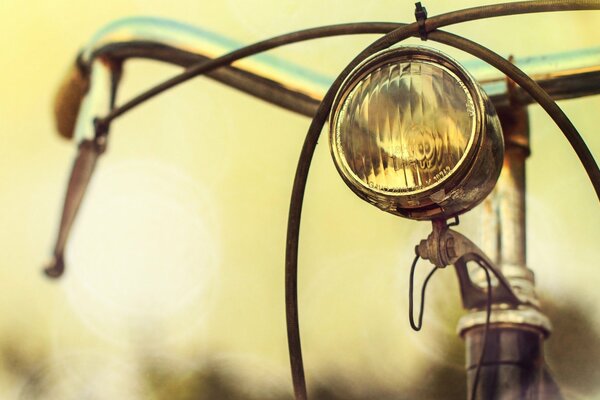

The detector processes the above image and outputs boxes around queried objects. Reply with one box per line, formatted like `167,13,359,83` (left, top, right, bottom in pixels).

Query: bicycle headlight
329,46,504,220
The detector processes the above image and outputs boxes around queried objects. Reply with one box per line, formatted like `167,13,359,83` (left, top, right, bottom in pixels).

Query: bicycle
44,1,600,399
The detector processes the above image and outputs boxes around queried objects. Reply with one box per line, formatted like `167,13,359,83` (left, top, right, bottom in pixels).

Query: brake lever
416,219,525,309
44,60,122,279
43,136,107,278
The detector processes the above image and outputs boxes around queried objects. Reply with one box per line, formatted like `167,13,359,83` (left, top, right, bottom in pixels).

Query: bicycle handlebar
55,16,600,141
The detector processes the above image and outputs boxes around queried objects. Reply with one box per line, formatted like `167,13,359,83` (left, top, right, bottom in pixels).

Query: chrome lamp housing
329,46,504,220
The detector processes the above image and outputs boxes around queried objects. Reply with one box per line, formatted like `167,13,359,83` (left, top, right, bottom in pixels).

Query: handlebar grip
54,56,90,139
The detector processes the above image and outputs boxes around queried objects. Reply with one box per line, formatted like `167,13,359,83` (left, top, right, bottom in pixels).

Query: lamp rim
329,45,487,206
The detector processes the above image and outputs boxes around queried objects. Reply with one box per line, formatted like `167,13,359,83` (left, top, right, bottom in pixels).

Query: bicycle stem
459,103,559,399
416,102,559,399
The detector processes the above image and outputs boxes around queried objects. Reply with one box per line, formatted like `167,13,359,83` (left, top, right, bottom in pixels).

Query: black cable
448,216,460,227
408,254,439,331
92,41,323,118
470,260,493,400
285,3,600,397
407,253,492,399
95,1,600,128
95,22,401,126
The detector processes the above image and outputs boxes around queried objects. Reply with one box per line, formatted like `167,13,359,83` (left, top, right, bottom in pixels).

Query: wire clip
93,117,109,138
415,2,428,41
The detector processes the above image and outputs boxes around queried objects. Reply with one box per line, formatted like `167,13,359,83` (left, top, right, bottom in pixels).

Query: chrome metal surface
476,105,544,309
497,106,529,267
459,105,551,372
458,307,552,336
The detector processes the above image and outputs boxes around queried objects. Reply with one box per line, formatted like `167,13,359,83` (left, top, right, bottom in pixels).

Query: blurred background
1,0,600,399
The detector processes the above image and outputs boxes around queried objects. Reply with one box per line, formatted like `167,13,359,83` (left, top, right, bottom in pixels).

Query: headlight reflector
330,46,504,220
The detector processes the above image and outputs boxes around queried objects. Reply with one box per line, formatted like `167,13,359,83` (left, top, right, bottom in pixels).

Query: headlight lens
330,46,504,220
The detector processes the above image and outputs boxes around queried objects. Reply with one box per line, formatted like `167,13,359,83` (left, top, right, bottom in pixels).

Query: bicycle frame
46,8,600,400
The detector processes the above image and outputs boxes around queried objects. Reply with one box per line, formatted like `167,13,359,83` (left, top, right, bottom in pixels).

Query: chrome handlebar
57,16,600,141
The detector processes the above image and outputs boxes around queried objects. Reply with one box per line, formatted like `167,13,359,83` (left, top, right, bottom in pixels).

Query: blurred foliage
142,359,465,400
543,296,600,399
1,339,47,399
1,297,600,399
